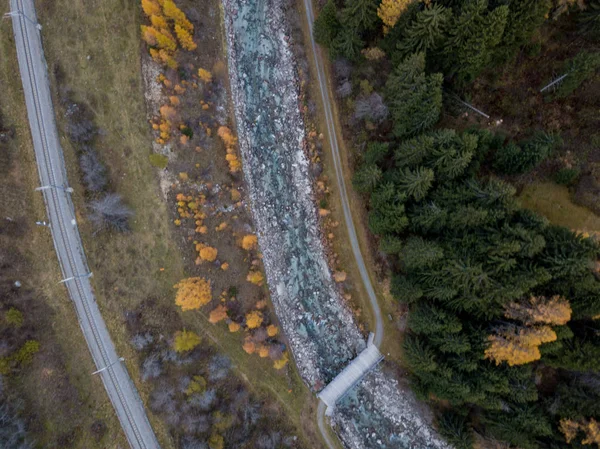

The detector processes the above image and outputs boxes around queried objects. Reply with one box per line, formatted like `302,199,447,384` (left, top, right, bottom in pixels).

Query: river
221,0,451,447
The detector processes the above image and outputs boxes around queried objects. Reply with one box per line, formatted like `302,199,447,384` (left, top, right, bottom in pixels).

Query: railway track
10,1,160,447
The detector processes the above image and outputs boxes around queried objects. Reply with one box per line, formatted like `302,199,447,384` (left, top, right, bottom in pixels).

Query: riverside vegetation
314,0,600,448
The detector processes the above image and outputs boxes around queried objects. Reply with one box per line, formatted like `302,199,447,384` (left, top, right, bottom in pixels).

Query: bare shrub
141,354,162,381
337,81,352,98
354,92,388,123
0,397,34,449
79,151,107,192
88,193,133,232
130,333,153,351
334,59,352,80
208,354,231,382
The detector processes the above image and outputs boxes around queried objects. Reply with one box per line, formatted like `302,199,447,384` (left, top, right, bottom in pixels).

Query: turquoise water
223,0,363,387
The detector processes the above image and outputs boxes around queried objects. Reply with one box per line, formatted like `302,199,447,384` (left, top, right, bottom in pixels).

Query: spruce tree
385,53,443,137
314,0,341,47
395,166,435,201
332,25,365,60
396,4,452,60
553,51,600,98
341,0,380,33
494,0,551,63
400,236,444,270
353,164,382,192
442,0,509,84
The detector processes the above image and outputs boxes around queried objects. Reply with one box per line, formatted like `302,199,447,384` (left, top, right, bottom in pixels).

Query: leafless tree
354,92,388,123
89,193,133,232
334,59,352,80
141,354,162,381
79,151,107,192
337,80,352,98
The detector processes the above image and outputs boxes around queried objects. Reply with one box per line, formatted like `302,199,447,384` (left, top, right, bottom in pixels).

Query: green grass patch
519,182,600,233
149,153,169,169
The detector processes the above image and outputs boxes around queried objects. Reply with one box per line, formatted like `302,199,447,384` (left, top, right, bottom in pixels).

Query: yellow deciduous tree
247,270,264,286
377,0,413,33
258,345,270,358
362,47,386,60
266,324,278,337
208,304,228,324
217,126,237,147
504,295,572,326
162,0,194,31
198,68,213,83
150,14,168,30
560,417,600,446
174,277,212,311
241,234,258,250
246,310,263,329
208,433,224,449
173,330,201,352
485,325,556,366
175,24,197,51
273,353,289,370
141,0,161,17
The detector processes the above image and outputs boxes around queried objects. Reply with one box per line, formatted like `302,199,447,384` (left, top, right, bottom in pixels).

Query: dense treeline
315,0,600,447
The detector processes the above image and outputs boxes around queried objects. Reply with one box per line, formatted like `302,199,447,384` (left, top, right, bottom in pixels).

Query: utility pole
92,357,125,375
36,185,74,193
2,11,41,30
540,73,569,93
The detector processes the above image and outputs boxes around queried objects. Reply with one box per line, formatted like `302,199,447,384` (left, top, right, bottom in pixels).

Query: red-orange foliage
208,305,228,324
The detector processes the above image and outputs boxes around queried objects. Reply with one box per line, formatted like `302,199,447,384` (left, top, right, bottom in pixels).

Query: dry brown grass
29,0,327,447
0,8,126,447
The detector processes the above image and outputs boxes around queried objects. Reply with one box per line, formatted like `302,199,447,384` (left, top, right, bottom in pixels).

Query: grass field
519,182,600,234
0,8,126,447
29,0,327,447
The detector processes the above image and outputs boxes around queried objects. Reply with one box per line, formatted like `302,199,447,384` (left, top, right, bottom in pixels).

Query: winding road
10,1,159,448
302,0,384,348
301,0,386,447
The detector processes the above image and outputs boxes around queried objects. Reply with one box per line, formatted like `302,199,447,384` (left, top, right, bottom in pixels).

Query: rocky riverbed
221,0,451,447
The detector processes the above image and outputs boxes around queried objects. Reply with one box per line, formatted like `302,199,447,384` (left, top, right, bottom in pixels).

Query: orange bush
208,305,228,324
228,321,241,333
197,245,218,262
241,234,258,251
174,277,211,311
242,338,256,354
266,324,278,337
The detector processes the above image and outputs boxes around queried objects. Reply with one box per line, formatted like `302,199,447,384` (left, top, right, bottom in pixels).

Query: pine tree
342,0,380,32
408,301,462,335
396,4,452,59
314,0,341,47
353,164,383,192
395,166,435,201
394,133,435,168
332,25,365,60
408,201,448,234
363,141,390,165
400,236,444,270
368,183,409,234
379,234,403,254
495,0,551,63
404,335,438,372
554,51,600,98
385,53,443,137
442,0,509,84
